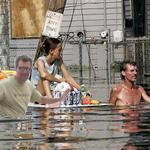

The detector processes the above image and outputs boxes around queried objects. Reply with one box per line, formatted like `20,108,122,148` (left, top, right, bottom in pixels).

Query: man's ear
49,49,53,54
121,70,125,77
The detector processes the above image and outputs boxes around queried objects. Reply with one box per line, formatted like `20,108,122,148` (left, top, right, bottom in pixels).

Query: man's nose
134,70,137,74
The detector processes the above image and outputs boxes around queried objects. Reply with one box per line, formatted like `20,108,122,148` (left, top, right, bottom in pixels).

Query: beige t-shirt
0,76,41,118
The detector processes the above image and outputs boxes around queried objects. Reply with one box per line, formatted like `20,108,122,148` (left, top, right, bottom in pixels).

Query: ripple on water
0,104,150,150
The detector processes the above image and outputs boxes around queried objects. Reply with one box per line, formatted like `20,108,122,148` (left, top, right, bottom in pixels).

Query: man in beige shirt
0,55,69,118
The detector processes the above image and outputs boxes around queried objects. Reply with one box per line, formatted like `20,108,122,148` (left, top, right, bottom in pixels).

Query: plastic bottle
80,84,87,97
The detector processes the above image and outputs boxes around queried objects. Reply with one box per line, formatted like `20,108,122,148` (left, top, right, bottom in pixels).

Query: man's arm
108,87,118,105
139,86,150,102
39,89,70,105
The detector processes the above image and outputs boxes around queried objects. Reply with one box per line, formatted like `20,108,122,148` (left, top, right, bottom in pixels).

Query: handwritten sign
42,10,63,38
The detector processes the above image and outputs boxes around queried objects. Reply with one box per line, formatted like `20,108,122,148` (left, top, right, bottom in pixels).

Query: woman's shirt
30,56,61,90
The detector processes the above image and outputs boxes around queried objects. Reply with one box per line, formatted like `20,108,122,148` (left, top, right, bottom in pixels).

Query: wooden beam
33,0,67,63
48,0,67,13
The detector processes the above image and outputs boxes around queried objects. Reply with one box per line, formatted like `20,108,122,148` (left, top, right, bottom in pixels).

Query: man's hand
40,89,70,106
59,88,70,102
49,89,70,108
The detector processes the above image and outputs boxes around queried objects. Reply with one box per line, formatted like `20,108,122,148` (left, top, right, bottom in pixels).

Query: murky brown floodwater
0,82,149,149
0,103,150,150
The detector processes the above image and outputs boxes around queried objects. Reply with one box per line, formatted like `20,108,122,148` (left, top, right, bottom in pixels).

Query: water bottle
75,91,82,105
80,84,87,97
69,91,74,105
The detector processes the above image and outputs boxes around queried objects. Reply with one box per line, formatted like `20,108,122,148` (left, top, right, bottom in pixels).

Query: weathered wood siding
7,0,123,82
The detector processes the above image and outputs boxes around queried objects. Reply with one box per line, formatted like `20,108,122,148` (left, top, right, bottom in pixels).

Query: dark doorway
133,0,145,37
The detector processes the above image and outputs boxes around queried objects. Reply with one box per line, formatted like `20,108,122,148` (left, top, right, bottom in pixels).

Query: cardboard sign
42,10,63,38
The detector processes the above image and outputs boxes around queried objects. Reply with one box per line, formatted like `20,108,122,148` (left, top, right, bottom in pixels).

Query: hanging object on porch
113,30,123,42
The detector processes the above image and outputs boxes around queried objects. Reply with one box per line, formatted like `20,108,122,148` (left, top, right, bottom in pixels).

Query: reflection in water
0,104,149,149
111,105,150,150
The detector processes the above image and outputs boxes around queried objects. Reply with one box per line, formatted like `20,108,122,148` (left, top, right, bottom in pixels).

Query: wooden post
33,0,67,63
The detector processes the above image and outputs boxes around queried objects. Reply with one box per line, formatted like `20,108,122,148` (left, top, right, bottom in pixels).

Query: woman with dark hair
31,37,80,98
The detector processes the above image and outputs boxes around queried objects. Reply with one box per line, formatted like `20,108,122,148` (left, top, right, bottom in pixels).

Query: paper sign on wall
42,10,63,38
113,30,123,42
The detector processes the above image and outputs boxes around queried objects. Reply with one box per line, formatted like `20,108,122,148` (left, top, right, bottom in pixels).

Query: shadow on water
0,104,150,150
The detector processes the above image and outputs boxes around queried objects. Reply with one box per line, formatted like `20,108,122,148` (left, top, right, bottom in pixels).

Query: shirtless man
109,60,150,106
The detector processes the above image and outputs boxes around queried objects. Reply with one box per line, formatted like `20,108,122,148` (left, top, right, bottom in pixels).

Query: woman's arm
36,59,62,98
36,59,64,83
60,59,80,90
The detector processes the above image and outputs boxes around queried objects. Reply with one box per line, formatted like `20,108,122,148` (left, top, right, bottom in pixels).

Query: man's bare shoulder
111,84,123,92
109,84,123,104
138,85,145,92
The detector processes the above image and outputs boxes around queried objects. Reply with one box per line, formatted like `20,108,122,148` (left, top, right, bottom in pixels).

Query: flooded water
0,103,150,150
